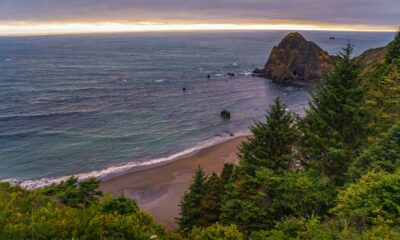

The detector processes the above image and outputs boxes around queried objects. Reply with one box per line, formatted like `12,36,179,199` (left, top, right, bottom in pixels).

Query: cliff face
257,32,334,83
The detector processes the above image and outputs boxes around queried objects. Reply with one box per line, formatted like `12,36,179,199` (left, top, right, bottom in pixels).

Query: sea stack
220,110,231,119
255,32,334,83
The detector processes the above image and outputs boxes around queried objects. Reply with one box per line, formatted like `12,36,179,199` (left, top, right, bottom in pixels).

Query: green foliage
239,98,299,175
220,168,334,232
359,224,400,240
178,164,235,231
250,216,334,240
364,55,400,136
42,177,103,207
180,43,400,239
300,43,370,184
348,122,400,181
218,99,335,233
386,28,400,64
188,223,244,240
0,180,179,239
177,166,208,231
101,196,139,215
3,40,400,239
199,173,224,225
332,170,400,228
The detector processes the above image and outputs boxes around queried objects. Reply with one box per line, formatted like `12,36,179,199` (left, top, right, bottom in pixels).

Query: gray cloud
0,0,398,26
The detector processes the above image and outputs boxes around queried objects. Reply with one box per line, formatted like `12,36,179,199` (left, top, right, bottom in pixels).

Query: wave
18,130,251,190
239,71,254,76
154,79,166,83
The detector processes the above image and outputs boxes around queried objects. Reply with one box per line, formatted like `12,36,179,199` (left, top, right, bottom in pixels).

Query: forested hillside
1,31,399,239
178,31,400,239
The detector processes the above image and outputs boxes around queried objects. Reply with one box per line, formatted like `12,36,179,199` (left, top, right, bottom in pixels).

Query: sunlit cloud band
0,22,396,36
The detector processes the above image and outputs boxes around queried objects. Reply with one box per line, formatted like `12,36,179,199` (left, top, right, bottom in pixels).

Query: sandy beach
100,136,247,230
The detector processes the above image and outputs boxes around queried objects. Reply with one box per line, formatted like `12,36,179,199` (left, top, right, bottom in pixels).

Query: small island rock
220,110,231,119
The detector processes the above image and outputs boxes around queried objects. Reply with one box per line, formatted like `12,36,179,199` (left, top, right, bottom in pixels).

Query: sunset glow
0,22,396,36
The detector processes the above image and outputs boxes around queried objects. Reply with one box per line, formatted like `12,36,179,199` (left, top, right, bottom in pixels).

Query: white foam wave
241,71,253,76
19,130,250,190
154,79,165,83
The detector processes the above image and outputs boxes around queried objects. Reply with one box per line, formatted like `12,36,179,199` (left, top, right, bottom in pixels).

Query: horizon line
0,22,396,37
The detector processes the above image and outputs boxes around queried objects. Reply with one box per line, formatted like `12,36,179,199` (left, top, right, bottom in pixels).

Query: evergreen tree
386,28,400,64
364,30,400,136
42,177,103,207
348,122,400,182
177,166,208,231
332,170,400,228
220,167,334,233
239,97,299,175
199,173,223,226
299,43,370,184
220,163,234,185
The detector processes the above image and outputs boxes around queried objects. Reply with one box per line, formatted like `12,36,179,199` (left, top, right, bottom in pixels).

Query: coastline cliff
255,32,335,83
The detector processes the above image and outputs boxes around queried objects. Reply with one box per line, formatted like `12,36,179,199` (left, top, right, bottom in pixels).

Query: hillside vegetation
1,31,399,239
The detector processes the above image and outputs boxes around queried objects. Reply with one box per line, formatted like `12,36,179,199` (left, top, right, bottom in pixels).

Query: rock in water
258,32,334,83
220,110,231,119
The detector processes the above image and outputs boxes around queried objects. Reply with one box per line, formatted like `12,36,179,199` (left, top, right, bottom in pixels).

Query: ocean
0,30,394,187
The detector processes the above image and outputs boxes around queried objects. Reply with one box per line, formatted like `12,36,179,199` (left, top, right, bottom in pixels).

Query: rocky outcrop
220,110,231,119
255,32,334,83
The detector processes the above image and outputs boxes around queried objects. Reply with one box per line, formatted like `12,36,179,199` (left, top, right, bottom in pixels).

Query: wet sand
100,136,247,230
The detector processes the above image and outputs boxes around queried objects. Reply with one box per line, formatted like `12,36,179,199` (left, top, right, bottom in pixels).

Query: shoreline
18,132,250,189
99,135,248,230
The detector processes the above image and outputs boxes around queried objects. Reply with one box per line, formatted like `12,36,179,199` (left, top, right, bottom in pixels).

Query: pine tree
239,97,299,175
199,173,223,226
177,166,208,231
299,43,370,185
220,99,306,232
220,163,234,185
365,30,400,136
386,28,400,64
348,122,400,182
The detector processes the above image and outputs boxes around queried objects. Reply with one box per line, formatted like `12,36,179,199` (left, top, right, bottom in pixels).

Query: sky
0,0,399,35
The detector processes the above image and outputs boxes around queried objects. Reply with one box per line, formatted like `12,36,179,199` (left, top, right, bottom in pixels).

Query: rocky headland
254,32,335,83
254,32,391,83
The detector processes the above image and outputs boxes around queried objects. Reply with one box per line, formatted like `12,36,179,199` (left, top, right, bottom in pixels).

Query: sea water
0,31,394,186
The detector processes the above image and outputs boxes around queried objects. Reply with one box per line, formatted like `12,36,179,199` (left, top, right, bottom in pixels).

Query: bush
189,223,244,240
332,171,400,228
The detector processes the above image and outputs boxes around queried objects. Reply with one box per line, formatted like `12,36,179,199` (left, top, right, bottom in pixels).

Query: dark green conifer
386,28,400,64
239,97,299,175
348,122,400,181
177,166,208,231
299,43,370,184
199,173,223,226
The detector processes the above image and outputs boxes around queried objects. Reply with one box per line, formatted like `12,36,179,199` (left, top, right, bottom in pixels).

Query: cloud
0,0,398,27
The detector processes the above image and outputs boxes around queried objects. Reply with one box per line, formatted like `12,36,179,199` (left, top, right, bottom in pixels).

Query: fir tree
386,28,400,64
239,97,299,175
220,163,234,185
365,31,400,136
348,122,400,182
177,166,208,231
299,43,370,185
199,173,223,226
